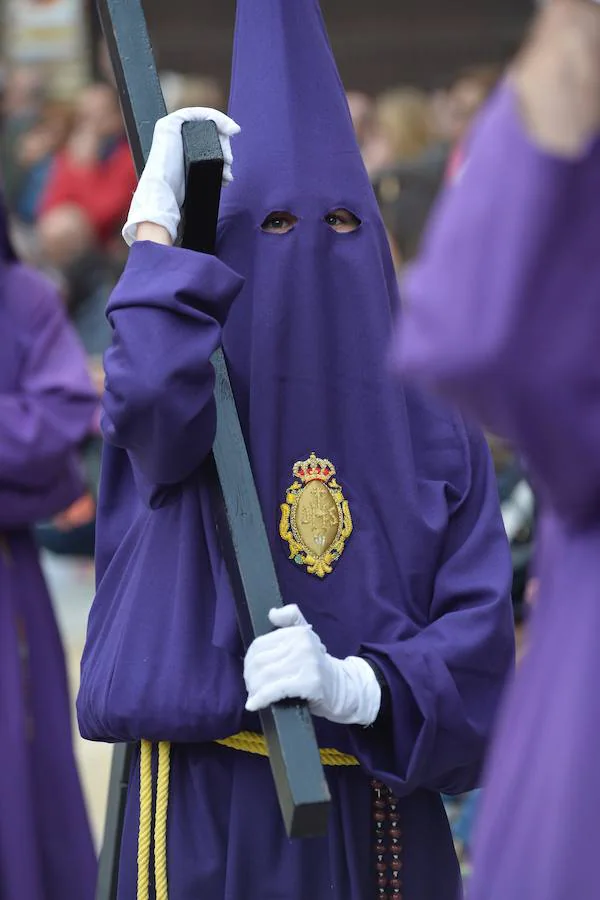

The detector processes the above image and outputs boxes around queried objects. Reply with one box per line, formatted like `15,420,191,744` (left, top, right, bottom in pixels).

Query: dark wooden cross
94,2,331,897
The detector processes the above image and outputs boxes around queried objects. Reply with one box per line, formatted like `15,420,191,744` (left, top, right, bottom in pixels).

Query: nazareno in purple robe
0,196,98,898
77,2,514,898
394,81,600,900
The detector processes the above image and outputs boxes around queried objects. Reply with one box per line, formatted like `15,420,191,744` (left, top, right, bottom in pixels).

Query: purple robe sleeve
0,267,97,525
351,426,514,797
0,458,87,529
395,82,600,528
102,241,244,486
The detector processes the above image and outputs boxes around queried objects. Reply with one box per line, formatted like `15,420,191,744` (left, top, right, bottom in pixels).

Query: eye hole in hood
261,211,298,235
260,208,362,236
324,208,361,234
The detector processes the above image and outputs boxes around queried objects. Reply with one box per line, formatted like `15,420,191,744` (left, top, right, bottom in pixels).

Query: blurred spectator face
161,73,224,113
374,166,441,271
75,83,123,139
346,90,394,176
447,79,487,141
16,102,73,167
3,65,44,118
374,88,433,167
346,91,375,147
37,204,95,269
445,66,502,144
428,89,454,143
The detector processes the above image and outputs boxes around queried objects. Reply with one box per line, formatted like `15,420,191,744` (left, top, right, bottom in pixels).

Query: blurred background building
90,0,534,93
1,0,535,94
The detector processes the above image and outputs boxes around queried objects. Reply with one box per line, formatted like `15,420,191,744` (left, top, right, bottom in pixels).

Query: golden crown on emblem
292,452,336,484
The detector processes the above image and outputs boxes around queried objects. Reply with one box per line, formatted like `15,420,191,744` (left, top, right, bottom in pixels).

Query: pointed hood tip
226,0,368,185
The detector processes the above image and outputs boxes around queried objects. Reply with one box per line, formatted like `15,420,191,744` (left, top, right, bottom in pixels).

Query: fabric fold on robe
0,456,88,528
352,425,512,797
1,265,96,489
102,241,244,488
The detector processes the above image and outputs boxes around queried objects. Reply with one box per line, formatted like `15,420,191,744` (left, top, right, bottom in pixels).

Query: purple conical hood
215,2,432,737
221,0,379,224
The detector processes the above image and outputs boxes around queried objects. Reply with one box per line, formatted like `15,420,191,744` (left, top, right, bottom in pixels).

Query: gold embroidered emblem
279,452,353,578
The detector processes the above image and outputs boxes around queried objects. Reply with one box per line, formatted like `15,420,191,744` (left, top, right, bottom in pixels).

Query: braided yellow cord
137,730,356,900
154,742,171,900
137,740,153,900
215,730,359,766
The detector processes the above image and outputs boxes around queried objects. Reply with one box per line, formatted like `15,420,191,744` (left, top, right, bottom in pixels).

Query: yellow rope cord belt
215,730,360,766
137,732,359,899
137,741,171,900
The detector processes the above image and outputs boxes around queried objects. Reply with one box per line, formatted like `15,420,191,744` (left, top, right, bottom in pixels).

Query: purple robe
394,82,600,899
78,2,514,898
0,250,98,897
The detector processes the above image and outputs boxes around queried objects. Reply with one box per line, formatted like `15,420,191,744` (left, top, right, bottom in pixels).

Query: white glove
123,107,241,246
244,605,381,727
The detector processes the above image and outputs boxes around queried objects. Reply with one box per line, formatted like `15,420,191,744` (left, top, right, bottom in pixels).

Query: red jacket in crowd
39,137,136,244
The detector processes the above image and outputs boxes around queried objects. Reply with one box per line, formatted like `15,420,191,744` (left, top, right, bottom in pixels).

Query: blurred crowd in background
0,50,536,876
0,55,505,393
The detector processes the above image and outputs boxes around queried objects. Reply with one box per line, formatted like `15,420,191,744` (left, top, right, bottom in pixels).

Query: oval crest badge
279,452,353,578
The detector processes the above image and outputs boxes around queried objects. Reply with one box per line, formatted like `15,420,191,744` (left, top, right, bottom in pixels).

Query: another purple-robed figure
78,2,514,898
394,81,600,900
0,195,97,898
